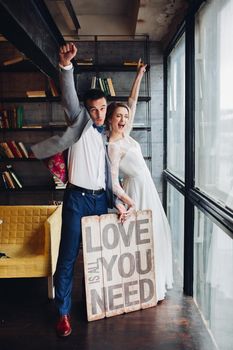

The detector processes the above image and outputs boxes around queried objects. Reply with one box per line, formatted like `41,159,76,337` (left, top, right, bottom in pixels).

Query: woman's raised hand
59,42,77,67
137,58,147,76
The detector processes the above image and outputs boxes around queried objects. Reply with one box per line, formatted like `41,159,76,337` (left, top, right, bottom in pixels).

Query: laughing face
109,106,129,134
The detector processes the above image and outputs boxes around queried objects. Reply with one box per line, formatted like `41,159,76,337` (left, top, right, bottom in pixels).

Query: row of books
0,141,29,159
0,106,24,129
0,168,66,191
91,77,116,96
1,165,22,189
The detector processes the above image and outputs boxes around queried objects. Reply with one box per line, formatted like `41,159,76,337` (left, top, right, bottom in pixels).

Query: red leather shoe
56,315,72,337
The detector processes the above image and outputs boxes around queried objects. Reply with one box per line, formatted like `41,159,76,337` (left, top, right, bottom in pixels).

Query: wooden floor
0,253,217,350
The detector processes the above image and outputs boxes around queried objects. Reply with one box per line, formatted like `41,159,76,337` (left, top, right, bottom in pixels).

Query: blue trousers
55,188,108,316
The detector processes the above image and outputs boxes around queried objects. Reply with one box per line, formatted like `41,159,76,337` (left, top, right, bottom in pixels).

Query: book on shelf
91,76,97,89
48,78,59,97
17,106,24,128
17,142,29,158
101,78,109,96
123,60,145,66
26,90,46,98
0,110,9,128
48,121,67,127
0,142,14,158
53,175,67,189
3,55,26,66
7,141,23,158
1,172,8,189
3,108,17,128
76,58,93,65
107,78,116,96
98,77,105,93
3,171,15,189
6,165,23,188
21,125,43,128
12,107,17,128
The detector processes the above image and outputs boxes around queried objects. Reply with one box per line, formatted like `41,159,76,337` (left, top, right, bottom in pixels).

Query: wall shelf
0,97,61,103
0,36,151,204
75,64,150,73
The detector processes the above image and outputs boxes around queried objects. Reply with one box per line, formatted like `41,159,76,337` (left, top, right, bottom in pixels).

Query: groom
32,43,127,337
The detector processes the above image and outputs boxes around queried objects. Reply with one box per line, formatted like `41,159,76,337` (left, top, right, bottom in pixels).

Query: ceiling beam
64,0,81,32
0,0,65,83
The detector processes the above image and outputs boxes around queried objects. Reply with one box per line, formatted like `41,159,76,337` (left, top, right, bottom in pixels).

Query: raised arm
125,60,147,134
59,43,82,123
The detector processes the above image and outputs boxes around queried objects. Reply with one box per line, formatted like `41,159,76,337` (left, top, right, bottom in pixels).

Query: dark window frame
163,0,233,296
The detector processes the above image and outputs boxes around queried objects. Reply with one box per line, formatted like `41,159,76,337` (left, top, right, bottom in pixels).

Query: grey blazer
31,68,114,208
31,68,91,159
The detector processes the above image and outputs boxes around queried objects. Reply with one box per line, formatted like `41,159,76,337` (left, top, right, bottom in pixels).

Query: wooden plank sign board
81,210,157,321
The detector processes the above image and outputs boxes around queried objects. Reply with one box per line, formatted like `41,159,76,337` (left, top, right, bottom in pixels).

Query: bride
106,62,173,301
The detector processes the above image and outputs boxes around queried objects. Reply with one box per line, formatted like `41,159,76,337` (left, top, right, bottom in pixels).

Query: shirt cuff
59,63,73,70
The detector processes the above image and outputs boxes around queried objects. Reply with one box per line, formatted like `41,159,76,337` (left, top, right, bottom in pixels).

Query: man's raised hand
59,42,77,67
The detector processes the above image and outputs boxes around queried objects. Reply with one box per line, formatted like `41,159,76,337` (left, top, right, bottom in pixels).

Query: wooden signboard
81,210,157,322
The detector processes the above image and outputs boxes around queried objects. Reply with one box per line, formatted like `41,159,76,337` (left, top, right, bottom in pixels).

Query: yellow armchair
0,205,62,299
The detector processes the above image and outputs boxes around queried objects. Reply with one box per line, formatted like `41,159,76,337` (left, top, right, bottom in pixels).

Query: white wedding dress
108,98,173,300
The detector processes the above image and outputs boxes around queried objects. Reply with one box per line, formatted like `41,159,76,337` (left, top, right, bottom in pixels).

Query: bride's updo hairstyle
105,102,131,131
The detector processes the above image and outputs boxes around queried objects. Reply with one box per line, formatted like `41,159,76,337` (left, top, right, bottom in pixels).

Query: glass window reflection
194,208,233,350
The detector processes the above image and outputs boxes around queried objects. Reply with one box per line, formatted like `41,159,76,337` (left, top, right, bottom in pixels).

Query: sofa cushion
0,206,57,256
0,255,49,278
0,205,60,279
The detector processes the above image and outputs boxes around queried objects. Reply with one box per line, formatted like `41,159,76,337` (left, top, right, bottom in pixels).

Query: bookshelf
0,69,65,204
0,36,152,204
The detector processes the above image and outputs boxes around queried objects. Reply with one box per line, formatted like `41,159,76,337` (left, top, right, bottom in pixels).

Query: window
167,34,185,180
194,208,233,350
167,183,184,282
165,1,233,348
195,0,233,209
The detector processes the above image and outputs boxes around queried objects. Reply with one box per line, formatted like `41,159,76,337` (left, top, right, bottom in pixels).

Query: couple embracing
32,42,173,337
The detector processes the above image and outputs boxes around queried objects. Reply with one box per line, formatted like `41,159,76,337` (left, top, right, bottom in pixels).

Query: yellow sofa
0,205,62,299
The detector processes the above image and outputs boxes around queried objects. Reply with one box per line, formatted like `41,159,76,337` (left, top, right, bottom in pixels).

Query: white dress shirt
68,119,106,190
59,62,106,190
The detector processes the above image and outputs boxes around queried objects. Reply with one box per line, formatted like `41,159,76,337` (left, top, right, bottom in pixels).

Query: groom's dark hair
83,89,107,108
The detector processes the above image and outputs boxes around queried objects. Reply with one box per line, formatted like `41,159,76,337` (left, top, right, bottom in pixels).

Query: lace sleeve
108,142,126,198
108,142,134,207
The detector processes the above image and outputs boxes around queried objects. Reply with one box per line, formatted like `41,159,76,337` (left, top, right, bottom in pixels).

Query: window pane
167,34,185,180
195,0,233,209
194,208,233,350
167,183,184,282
